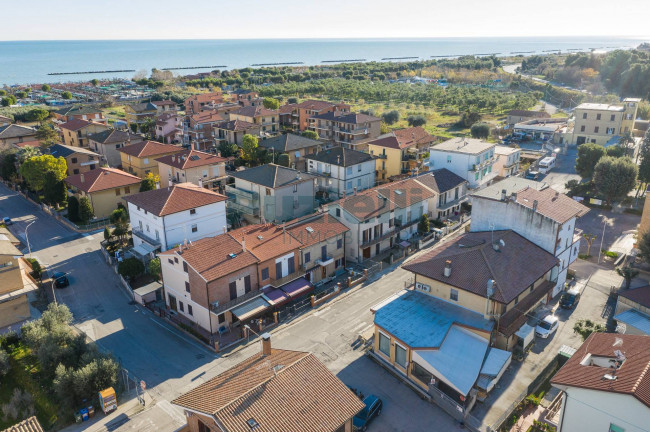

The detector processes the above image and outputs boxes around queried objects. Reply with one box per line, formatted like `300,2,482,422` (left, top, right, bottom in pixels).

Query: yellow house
0,239,32,329
573,98,639,145
118,140,183,178
156,149,230,191
59,119,109,148
65,167,141,219
367,127,436,182
228,106,279,135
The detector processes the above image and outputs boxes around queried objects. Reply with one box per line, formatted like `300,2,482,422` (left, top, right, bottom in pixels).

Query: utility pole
25,219,36,258
598,219,607,264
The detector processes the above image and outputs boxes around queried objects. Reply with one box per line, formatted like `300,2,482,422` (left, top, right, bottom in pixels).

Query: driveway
575,207,640,257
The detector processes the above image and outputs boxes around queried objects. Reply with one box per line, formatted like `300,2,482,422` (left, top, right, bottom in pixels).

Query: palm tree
16,146,41,163
616,266,639,289
618,131,636,158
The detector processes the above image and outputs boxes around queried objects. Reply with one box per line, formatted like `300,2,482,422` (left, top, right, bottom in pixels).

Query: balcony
225,185,259,201
315,255,334,267
132,227,161,247
437,196,466,211
227,201,260,216
361,229,396,247
272,270,303,287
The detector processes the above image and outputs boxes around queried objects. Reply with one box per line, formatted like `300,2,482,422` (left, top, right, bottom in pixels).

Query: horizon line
1,35,649,43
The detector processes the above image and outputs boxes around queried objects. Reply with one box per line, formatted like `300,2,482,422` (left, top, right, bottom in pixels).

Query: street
0,183,464,432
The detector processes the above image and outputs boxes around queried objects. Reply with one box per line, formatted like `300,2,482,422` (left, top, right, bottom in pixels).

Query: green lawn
0,342,68,430
102,105,126,119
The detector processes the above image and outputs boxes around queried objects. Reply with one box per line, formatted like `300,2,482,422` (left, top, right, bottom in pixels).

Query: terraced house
59,119,109,148
88,129,143,167
118,140,182,178
48,143,102,176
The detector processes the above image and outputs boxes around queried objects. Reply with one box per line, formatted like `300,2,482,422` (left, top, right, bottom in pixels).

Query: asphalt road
1,184,465,432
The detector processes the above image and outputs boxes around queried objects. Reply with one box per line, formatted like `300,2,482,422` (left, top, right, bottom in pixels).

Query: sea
0,36,648,86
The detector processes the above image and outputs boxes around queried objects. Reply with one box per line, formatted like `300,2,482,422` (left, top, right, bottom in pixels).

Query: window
582,113,587,119
266,188,271,196
335,258,343,268
189,208,196,215
447,155,452,163
115,188,121,196
347,181,352,189
596,113,601,120
580,125,585,132
293,184,298,193
411,361,433,384
610,114,616,121
187,305,193,316
337,238,342,249
594,126,599,133
218,313,225,324
179,301,184,312
336,208,341,217
191,224,197,233
174,257,178,263
185,282,190,293
229,281,237,300
347,166,353,175
450,289,458,301
357,178,361,187
183,262,188,273
168,258,174,265
304,252,310,263
358,164,362,172
514,296,519,305
395,344,407,368
607,127,615,134
73,169,80,174
144,158,149,164
71,157,78,163
261,267,269,280
378,332,390,357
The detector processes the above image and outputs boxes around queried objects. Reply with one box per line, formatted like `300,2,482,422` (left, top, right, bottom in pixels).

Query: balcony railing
225,185,259,201
227,201,260,216
315,255,334,266
272,270,303,287
361,229,396,247
132,227,161,247
437,196,466,211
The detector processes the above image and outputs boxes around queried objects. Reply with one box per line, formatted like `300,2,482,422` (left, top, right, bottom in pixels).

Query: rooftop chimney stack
443,260,452,277
261,333,272,356
155,182,160,190
242,237,246,253
501,189,507,201
80,174,85,183
533,200,538,212
353,187,357,195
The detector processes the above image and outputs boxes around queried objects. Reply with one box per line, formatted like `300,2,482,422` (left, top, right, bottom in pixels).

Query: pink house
155,112,181,144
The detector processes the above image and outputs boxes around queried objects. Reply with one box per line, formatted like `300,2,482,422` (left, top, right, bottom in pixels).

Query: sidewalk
59,391,153,432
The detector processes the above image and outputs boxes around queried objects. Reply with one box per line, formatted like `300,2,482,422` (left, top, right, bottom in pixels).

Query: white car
535,315,559,339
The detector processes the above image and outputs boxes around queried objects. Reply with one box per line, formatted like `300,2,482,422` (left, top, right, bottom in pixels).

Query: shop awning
280,277,314,299
230,296,270,321
262,286,291,307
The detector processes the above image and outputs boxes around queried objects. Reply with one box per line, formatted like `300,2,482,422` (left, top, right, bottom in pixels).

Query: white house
429,137,497,189
493,146,521,178
306,147,376,198
470,178,588,297
123,182,227,253
550,333,650,432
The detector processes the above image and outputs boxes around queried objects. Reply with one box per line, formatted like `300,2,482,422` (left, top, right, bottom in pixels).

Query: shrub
118,258,145,280
417,214,430,234
407,115,426,127
67,196,80,222
0,347,9,376
470,122,490,139
148,258,161,281
601,250,618,258
301,130,319,140
277,153,290,167
1,388,35,421
573,319,606,341
381,110,399,125
25,257,42,278
79,196,94,224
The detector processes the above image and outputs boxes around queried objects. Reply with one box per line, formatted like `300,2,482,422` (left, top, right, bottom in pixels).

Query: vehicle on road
560,288,581,309
3,217,12,225
525,171,540,180
52,271,70,288
535,315,559,339
353,395,382,431
538,155,556,174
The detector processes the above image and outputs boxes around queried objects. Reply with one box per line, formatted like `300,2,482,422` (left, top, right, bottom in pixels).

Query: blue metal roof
480,347,512,377
614,309,650,335
374,290,493,348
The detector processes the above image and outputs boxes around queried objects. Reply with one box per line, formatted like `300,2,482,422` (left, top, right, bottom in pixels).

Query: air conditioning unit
416,282,430,292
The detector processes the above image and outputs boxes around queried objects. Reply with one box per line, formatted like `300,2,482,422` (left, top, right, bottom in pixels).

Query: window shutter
244,275,251,293
288,257,295,274
276,262,282,278
229,282,237,300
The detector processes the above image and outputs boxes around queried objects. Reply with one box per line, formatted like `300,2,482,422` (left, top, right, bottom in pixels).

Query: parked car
52,272,69,288
560,288,581,309
3,217,12,225
525,171,540,181
535,315,559,339
353,395,382,431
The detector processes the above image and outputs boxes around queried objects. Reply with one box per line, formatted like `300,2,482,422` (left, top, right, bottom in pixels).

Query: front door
321,266,327,280
168,294,177,311
576,136,586,145
375,244,380,256
363,247,371,259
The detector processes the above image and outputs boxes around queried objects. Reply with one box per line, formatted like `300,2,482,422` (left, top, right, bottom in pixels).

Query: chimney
501,189,507,201
533,200,538,212
80,174,85,183
443,260,452,277
223,226,227,235
242,236,246,253
353,186,357,195
198,178,203,188
511,192,517,201
261,333,272,356
155,182,160,189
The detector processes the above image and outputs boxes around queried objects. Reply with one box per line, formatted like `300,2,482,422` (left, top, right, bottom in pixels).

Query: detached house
229,106,279,135
118,140,182,178
310,111,381,150
64,167,141,219
123,182,227,253
172,337,364,432
48,144,101,176
429,137,497,189
88,129,143,167
367,127,437,182
228,164,316,224
471,178,588,297
59,119,109,148
0,239,35,329
0,124,38,149
53,105,107,125
124,102,158,130
306,147,376,198
156,149,229,191
154,112,181,144
0,115,11,128
259,133,322,170
150,100,178,114
572,99,639,145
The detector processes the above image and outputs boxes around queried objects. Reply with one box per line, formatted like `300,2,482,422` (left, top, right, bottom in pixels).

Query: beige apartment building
310,111,381,150
572,98,639,145
156,149,229,190
0,239,31,329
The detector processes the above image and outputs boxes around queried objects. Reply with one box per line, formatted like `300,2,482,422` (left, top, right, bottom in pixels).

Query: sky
1,0,649,41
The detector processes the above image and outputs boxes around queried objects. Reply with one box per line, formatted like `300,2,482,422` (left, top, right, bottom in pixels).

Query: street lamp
50,271,71,306
597,219,607,264
24,219,36,258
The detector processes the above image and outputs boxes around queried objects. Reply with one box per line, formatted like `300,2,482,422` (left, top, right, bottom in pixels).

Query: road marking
148,318,217,357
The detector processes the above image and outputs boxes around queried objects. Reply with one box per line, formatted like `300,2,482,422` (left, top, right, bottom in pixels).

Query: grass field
0,342,67,430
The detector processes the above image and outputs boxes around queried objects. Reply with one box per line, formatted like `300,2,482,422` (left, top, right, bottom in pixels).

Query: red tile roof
393,126,436,146
118,140,182,158
159,234,258,282
232,106,278,118
228,224,300,263
155,150,228,170
216,119,258,132
59,118,92,131
402,230,558,304
172,349,364,432
278,103,297,114
618,286,650,309
2,416,44,432
515,186,589,224
294,99,337,111
151,100,177,107
123,182,226,216
65,167,141,193
551,333,650,408
189,111,224,124
286,214,349,247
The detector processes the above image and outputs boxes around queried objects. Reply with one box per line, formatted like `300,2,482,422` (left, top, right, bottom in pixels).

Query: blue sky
1,0,649,40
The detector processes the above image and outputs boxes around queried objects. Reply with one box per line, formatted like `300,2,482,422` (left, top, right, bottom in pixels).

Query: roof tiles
123,182,226,216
